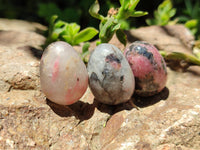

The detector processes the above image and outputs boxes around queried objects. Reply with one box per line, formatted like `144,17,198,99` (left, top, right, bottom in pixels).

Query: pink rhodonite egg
124,41,167,96
40,41,88,105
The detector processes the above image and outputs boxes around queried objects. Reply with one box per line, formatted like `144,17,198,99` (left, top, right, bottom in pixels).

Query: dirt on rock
0,19,200,150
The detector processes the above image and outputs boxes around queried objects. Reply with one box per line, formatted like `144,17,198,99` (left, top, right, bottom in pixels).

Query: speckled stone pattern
40,41,88,105
87,43,135,105
124,41,167,96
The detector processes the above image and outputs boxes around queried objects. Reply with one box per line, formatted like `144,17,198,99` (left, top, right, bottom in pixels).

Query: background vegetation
0,0,199,40
0,0,163,29
1,0,200,68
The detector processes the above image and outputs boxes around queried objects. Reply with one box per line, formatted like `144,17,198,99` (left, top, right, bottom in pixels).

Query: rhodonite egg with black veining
40,41,88,105
87,43,135,105
124,41,167,97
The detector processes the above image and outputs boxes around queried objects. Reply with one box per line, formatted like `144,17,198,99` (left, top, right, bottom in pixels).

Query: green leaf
128,0,140,11
185,19,198,28
119,0,124,8
68,23,80,36
117,0,147,20
169,9,176,17
120,0,129,9
96,41,101,45
89,0,104,20
54,28,65,35
129,11,148,17
160,51,200,66
45,15,63,46
54,20,66,28
48,15,58,35
61,23,70,36
120,0,139,11
61,23,80,38
145,0,176,26
185,19,198,35
73,27,98,45
112,23,121,31
53,21,68,37
99,18,116,43
49,15,58,28
146,18,155,26
50,32,60,41
118,19,130,30
116,29,127,46
81,42,91,64
193,45,200,60
82,42,90,53
62,35,73,45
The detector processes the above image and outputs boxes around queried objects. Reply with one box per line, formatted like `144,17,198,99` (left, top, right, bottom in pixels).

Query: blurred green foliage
0,0,160,29
37,2,81,23
145,0,200,40
175,0,200,39
89,0,148,45
0,0,98,28
45,15,98,46
0,0,199,40
146,0,176,26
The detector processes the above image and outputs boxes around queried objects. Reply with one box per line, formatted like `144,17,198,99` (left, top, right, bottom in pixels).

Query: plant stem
193,40,200,59
159,51,200,68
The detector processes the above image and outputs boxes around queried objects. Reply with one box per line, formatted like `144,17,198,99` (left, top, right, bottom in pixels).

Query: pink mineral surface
40,41,88,105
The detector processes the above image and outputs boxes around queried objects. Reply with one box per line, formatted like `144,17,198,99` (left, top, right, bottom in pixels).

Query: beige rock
126,25,195,54
100,68,200,150
0,18,46,32
0,19,199,150
0,29,45,91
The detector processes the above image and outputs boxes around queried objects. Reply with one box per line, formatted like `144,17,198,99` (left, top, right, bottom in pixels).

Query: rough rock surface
0,19,200,150
126,25,195,54
0,19,46,92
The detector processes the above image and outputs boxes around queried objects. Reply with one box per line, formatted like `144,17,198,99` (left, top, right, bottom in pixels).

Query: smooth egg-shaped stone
124,41,167,96
40,41,88,105
87,43,135,105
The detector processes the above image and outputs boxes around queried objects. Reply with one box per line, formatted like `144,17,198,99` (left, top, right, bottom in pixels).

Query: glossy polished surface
124,41,167,96
40,41,88,105
87,43,135,105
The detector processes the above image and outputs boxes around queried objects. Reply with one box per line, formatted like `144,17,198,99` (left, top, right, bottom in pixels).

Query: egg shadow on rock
93,97,139,115
95,87,169,115
46,99,95,122
29,46,43,59
133,87,169,108
46,87,169,120
16,45,43,60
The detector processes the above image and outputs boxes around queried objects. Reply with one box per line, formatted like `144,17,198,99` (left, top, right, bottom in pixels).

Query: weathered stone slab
0,19,199,150
126,25,194,54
